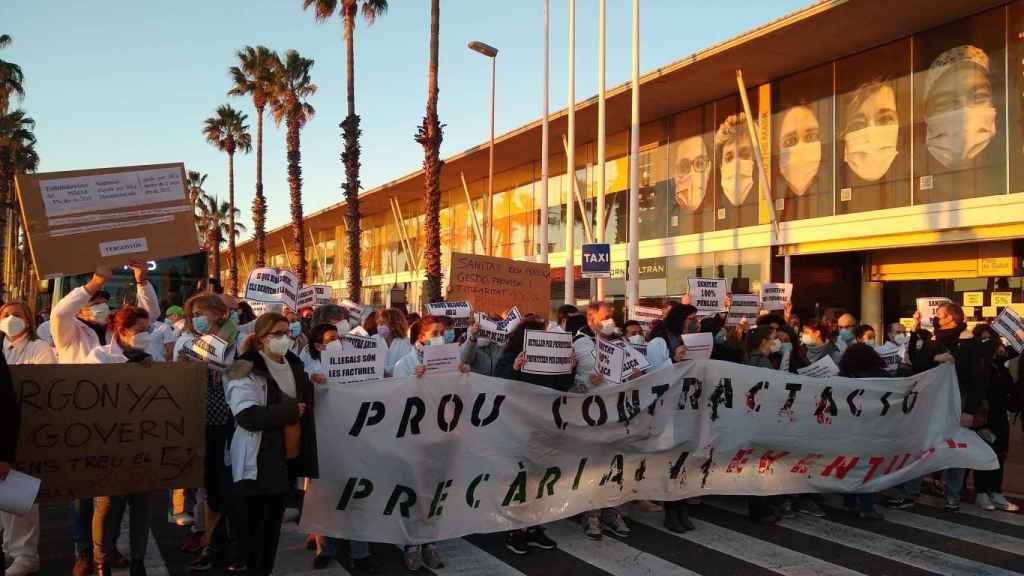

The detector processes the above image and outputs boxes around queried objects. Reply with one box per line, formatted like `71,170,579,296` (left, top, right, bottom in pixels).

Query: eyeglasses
676,155,709,175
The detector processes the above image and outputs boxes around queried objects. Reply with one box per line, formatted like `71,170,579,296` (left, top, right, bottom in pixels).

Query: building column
861,280,883,344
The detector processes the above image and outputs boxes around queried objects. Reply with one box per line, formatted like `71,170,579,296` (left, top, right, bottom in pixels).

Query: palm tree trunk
213,228,222,284
342,5,362,303
253,104,267,267
417,0,444,304
287,108,306,284
227,150,238,295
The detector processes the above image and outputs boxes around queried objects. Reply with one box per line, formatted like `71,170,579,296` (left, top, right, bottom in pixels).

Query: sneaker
775,500,797,519
884,496,915,510
5,557,40,576
990,493,1021,513
859,509,885,521
505,531,529,555
168,512,195,527
944,496,961,512
525,526,557,550
72,553,94,576
796,499,826,518
601,508,631,538
421,544,444,570
584,513,603,540
403,546,423,572
975,493,995,511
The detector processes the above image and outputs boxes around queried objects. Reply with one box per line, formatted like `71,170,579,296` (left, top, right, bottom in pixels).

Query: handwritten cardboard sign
761,283,793,310
15,163,200,279
447,253,551,317
687,277,727,316
298,285,333,309
12,362,206,501
245,267,299,310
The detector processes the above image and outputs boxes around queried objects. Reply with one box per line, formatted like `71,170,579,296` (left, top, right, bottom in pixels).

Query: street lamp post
469,40,498,256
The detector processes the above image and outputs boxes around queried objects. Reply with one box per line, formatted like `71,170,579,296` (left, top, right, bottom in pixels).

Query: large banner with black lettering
300,360,996,544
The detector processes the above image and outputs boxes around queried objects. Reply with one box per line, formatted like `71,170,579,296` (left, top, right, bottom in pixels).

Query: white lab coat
645,337,673,371
83,338,133,365
385,337,414,377
572,331,597,392
224,371,268,483
35,321,53,346
52,283,159,364
393,347,421,378
3,336,56,365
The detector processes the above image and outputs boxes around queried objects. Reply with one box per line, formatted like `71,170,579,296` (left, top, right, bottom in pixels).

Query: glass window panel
914,7,1007,203
668,104,716,235
666,252,715,299
509,181,533,259
836,38,912,214
772,63,835,221
713,93,761,229
636,121,670,241
1011,2,1024,192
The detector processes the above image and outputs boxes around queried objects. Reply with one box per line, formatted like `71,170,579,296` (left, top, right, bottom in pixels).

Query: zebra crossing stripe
705,499,1024,576
540,519,704,576
627,508,868,576
432,538,530,576
916,495,1024,529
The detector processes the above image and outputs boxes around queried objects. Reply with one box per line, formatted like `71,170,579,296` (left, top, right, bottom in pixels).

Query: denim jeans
893,476,922,499
71,499,94,556
944,468,967,500
315,536,370,560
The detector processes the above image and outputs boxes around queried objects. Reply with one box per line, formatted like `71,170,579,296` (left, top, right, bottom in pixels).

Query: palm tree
203,105,252,295
194,193,245,285
228,45,279,268
184,169,208,209
416,0,444,303
301,0,388,303
0,109,36,299
270,50,317,284
0,35,25,113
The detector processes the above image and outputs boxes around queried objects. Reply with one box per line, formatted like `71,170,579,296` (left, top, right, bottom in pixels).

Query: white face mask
267,335,291,356
844,124,899,181
89,302,111,325
720,158,754,206
0,316,26,338
892,333,908,346
800,333,817,346
673,137,709,211
128,331,152,350
779,141,822,196
769,339,782,354
628,334,644,345
599,318,618,336
335,319,351,336
926,105,996,169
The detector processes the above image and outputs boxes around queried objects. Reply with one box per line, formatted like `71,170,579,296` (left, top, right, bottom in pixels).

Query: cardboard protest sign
797,355,840,378
916,297,950,329
476,314,512,347
178,334,231,370
15,163,200,279
595,337,626,384
245,267,299,310
324,335,386,384
422,343,461,374
687,277,727,315
298,285,333,309
522,330,573,375
726,294,760,327
761,283,793,310
447,253,551,317
12,362,206,501
428,301,473,329
681,332,713,360
991,307,1024,353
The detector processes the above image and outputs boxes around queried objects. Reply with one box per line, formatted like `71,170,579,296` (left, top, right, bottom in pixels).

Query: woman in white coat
378,308,413,377
0,302,54,576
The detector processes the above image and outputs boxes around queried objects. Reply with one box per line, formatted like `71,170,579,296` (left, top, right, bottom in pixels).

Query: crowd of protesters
1,266,1022,575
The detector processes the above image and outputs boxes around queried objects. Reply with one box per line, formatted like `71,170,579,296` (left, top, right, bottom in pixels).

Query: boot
663,502,685,533
129,559,148,576
675,502,695,531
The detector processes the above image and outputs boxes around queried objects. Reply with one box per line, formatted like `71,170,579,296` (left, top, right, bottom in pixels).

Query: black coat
911,325,990,417
0,352,17,464
495,347,575,392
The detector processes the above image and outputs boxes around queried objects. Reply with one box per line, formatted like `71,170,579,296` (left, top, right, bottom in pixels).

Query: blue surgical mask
444,329,456,344
192,315,210,334
229,311,240,324
779,342,793,355
839,328,854,341
687,321,700,334
714,331,727,344
289,321,302,338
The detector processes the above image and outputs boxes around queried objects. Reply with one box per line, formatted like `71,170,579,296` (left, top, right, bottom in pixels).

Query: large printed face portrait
671,136,710,210
716,114,755,207
842,80,900,182
923,45,997,170
778,105,822,196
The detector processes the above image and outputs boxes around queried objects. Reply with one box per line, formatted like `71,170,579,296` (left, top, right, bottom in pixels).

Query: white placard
180,334,230,369
621,340,652,379
797,354,840,378
99,237,149,257
876,342,902,375
991,307,1024,353
324,334,386,384
298,284,333,309
502,306,523,332
476,314,512,347
688,277,727,315
630,305,663,335
916,297,951,329
761,283,793,310
681,332,714,360
522,329,573,375
244,267,299,310
428,301,473,328
0,470,41,516
726,293,761,327
595,336,626,384
39,166,185,217
422,342,461,374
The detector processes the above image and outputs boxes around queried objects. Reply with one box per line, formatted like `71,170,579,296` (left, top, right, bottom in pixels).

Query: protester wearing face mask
376,308,413,377
623,320,645,344
51,262,157,576
646,303,692,371
837,343,889,520
84,305,158,576
461,315,503,376
854,324,877,347
971,325,1020,513
834,313,858,353
923,45,997,171
715,113,758,227
0,303,53,576
842,80,900,183
571,302,617,393
800,319,842,366
887,322,909,347
550,304,579,333
224,312,316,576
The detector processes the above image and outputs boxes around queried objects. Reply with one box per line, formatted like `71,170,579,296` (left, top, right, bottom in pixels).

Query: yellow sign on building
991,292,1012,307
963,292,984,307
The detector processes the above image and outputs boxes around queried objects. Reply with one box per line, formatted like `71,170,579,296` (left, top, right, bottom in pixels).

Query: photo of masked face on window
778,105,821,195
713,110,760,230
668,105,715,236
672,136,710,211
924,45,997,170
842,82,900,182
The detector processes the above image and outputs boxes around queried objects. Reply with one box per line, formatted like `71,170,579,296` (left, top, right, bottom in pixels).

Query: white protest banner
688,277,727,316
300,361,996,545
245,267,299,310
179,334,230,369
681,332,713,360
916,297,950,329
726,294,760,327
324,335,386,384
476,314,511,347
522,330,573,375
298,285,333,309
761,283,793,310
876,342,903,375
422,343,460,374
798,354,840,378
428,301,473,329
595,337,626,384
991,306,1024,353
